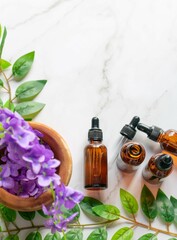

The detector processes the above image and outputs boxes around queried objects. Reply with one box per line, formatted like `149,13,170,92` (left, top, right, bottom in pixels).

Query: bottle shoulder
85,142,107,150
158,129,177,154
160,129,177,138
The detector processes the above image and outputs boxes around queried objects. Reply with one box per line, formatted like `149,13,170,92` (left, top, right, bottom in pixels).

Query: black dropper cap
156,154,173,170
137,123,163,141
88,117,103,141
120,116,140,140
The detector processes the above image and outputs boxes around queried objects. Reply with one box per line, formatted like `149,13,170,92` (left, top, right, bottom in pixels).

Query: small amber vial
117,142,146,172
142,153,173,184
84,117,108,190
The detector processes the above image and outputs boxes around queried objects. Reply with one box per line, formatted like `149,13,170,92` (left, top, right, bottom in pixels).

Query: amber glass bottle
142,153,173,184
137,123,177,156
117,142,145,172
84,117,108,190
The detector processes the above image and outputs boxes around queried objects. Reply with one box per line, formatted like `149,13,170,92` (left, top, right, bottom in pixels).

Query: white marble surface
1,0,177,239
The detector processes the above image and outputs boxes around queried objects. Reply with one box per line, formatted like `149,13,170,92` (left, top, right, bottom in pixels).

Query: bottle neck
120,142,145,162
126,144,143,159
156,132,164,143
137,123,163,142
90,140,102,144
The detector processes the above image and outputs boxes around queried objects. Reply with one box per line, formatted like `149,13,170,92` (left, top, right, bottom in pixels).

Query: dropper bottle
84,117,108,190
142,153,173,184
119,116,140,148
116,116,146,172
137,123,177,156
117,141,146,172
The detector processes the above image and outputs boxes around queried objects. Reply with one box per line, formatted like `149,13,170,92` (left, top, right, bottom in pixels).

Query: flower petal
2,177,14,189
38,175,51,187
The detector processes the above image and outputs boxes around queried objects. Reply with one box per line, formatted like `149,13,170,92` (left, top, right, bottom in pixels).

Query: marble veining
1,0,177,239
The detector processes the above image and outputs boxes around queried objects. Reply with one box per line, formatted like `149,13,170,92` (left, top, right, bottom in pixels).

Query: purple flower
23,145,46,174
0,165,14,189
0,108,84,234
42,183,84,232
42,184,66,216
37,159,60,187
54,183,66,205
7,162,21,177
44,213,78,233
8,119,36,148
7,142,28,167
64,186,84,209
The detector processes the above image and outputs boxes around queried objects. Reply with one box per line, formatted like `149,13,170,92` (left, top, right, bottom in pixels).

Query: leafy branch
0,185,177,240
0,25,47,120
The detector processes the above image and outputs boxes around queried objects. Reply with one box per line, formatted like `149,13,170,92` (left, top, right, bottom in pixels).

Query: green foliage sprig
0,25,47,120
0,185,177,240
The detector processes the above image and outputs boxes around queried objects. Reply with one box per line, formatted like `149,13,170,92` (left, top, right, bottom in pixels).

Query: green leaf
61,204,80,221
156,189,174,223
0,205,16,222
92,205,120,220
4,100,15,111
61,229,83,240
15,101,45,119
168,238,177,240
120,188,138,215
12,51,35,81
0,27,7,58
140,185,157,220
0,79,3,87
15,80,47,102
79,196,103,217
0,59,11,70
18,211,35,220
0,24,2,38
44,232,61,240
170,196,177,224
87,227,107,240
4,235,19,240
111,227,133,240
0,98,3,107
37,209,49,218
138,233,158,240
25,231,42,240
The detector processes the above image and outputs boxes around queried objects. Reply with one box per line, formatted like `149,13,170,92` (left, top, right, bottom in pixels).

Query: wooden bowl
0,122,72,211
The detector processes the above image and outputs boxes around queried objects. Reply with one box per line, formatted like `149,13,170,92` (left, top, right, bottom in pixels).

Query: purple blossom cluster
0,108,60,197
0,108,84,232
43,184,84,232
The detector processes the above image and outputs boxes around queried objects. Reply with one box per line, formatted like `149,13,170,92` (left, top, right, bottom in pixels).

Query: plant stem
30,220,34,227
130,224,136,229
4,221,10,235
7,74,13,81
1,70,12,102
68,220,115,228
11,96,16,101
12,222,19,230
62,230,67,240
2,85,8,91
119,215,177,237
1,216,177,238
154,231,159,236
1,224,44,233
132,213,136,222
